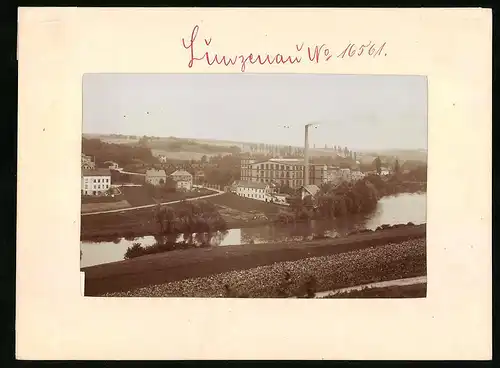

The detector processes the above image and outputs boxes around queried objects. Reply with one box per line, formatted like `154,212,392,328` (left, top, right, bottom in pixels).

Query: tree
374,156,382,175
394,159,400,175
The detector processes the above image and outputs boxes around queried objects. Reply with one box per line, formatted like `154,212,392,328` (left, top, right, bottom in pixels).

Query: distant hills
83,133,427,164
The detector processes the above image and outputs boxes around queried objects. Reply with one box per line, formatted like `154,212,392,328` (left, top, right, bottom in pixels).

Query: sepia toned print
80,73,427,298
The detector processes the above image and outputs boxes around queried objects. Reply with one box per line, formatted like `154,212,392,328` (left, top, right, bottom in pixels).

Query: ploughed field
101,238,426,298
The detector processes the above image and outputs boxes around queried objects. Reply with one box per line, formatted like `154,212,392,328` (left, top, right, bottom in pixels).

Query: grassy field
81,200,132,213
80,188,219,239
119,186,214,207
210,193,283,216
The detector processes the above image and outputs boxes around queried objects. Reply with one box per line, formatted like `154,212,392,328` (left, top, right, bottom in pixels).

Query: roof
236,181,269,189
82,169,111,177
171,170,193,177
250,158,326,167
145,168,167,177
269,158,303,162
301,184,320,196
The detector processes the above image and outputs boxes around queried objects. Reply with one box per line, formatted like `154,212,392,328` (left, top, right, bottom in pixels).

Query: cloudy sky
83,73,427,151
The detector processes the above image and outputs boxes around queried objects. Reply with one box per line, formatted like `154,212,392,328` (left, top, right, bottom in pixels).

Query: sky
83,73,428,151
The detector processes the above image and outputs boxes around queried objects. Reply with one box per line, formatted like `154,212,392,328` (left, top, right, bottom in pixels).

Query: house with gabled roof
170,169,193,191
299,184,321,200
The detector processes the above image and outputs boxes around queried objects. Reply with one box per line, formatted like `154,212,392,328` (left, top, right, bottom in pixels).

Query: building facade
351,169,365,181
81,169,112,196
171,170,193,191
240,158,257,181
145,168,167,186
236,181,271,201
81,153,95,170
240,158,327,189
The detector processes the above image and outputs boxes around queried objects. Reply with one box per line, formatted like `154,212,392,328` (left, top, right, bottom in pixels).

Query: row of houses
145,168,194,191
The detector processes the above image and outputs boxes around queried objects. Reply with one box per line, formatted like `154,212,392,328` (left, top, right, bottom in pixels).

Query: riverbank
100,237,426,297
80,190,426,241
83,223,425,296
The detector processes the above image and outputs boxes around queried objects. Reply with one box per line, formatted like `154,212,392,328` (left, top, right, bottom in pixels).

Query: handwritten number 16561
337,41,387,58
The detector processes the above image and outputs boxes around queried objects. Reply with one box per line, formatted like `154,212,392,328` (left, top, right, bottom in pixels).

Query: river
81,192,427,268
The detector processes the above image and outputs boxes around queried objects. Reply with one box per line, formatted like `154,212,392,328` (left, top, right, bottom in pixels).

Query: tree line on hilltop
82,137,159,168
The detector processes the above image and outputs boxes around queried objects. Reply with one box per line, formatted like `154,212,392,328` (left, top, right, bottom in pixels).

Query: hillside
83,134,427,163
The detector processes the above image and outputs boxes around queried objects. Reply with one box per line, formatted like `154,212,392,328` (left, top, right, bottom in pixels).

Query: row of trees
247,144,304,157
82,138,159,167
153,200,227,235
146,138,241,155
316,177,379,219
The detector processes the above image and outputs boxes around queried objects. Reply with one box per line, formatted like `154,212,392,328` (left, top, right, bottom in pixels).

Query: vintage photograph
81,73,427,298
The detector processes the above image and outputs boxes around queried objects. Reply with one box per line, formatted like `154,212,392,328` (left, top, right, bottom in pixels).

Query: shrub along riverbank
122,222,418,260
277,174,426,225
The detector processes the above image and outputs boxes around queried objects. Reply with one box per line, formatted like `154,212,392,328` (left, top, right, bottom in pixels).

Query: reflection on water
81,193,426,268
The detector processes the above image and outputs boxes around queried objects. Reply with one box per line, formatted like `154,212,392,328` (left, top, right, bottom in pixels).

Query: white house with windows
81,169,112,196
81,153,95,170
170,169,193,191
145,168,167,186
236,181,271,201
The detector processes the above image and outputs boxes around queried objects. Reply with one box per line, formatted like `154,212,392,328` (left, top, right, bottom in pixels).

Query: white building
351,169,365,181
104,161,121,170
158,155,167,163
145,168,167,186
81,153,95,170
270,193,290,205
300,184,320,200
170,169,193,191
81,169,112,196
236,181,271,201
380,167,391,176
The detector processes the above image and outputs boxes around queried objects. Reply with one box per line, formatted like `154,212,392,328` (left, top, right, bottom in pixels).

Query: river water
81,192,426,268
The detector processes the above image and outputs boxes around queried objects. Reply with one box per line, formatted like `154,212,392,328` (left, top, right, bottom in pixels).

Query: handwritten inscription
181,26,387,72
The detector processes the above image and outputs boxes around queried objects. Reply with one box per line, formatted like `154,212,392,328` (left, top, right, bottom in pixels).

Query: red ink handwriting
307,44,332,63
182,25,302,72
337,41,387,58
181,26,387,71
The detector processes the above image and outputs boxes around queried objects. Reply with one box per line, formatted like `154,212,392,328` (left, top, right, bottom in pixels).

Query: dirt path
313,276,427,298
